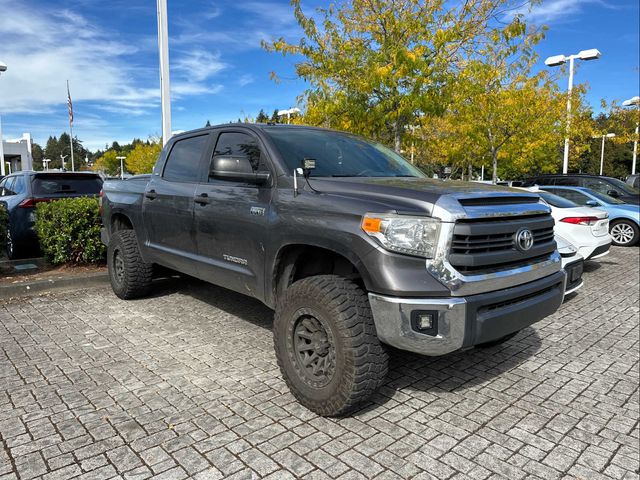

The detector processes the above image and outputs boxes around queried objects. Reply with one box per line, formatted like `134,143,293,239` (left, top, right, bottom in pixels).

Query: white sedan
522,188,612,260
556,235,584,296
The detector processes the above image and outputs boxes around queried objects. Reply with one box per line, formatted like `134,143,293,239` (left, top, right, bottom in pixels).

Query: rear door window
549,188,590,205
554,177,580,186
163,135,209,182
32,175,103,196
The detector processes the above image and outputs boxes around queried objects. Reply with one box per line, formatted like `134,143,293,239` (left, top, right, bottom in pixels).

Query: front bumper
369,271,565,356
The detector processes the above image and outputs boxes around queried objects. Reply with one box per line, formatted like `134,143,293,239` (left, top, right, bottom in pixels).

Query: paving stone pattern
0,247,638,479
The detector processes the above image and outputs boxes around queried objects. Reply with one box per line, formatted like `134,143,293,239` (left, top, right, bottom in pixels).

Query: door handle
194,193,210,205
145,190,157,200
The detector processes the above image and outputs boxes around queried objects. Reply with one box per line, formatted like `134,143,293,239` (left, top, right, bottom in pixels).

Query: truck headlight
361,214,440,258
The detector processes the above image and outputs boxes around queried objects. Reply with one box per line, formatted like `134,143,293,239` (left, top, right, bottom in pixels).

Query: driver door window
583,178,612,195
210,132,266,181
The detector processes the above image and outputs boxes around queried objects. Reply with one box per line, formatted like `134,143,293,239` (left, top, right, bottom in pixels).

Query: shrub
0,203,7,252
35,197,106,264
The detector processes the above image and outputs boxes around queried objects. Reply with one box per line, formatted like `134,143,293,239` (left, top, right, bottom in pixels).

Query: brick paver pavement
1,247,638,480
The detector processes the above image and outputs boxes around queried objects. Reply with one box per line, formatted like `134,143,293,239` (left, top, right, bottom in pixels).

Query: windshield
538,191,578,208
588,189,625,205
607,177,639,195
264,127,426,178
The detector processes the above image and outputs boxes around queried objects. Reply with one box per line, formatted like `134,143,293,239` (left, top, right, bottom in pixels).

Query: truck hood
306,177,550,220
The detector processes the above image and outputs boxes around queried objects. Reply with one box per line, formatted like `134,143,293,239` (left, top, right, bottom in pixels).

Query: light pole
43,158,51,171
157,0,172,146
60,154,68,171
277,107,301,124
623,96,640,175
116,156,126,179
545,49,601,174
595,133,615,176
0,61,7,177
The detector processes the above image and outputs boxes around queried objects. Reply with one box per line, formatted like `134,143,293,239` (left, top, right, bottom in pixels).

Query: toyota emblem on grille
514,228,534,252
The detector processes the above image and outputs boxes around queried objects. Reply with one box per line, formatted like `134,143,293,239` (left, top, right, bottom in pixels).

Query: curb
0,272,109,300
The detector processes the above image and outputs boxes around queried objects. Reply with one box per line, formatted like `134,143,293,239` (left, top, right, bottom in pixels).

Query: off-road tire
274,275,388,416
609,219,639,247
108,230,153,299
476,331,519,348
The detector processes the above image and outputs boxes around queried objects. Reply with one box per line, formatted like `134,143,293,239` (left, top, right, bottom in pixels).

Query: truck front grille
449,214,556,274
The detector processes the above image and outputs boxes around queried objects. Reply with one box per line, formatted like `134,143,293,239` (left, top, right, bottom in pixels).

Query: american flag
67,80,73,125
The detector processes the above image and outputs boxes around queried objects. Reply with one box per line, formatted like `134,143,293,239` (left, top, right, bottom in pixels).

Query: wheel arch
270,242,374,308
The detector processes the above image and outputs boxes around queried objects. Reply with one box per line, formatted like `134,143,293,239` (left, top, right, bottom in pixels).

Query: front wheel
274,275,388,416
107,230,153,299
610,220,639,247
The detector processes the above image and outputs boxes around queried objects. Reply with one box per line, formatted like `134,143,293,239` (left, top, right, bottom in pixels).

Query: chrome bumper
369,271,566,356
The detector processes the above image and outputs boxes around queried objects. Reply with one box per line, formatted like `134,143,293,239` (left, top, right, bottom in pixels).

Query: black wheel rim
292,313,336,388
113,248,125,285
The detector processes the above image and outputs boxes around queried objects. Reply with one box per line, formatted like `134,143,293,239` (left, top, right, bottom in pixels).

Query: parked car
524,174,640,205
100,124,566,416
521,188,611,260
540,186,640,247
0,171,103,258
627,174,640,189
556,235,584,296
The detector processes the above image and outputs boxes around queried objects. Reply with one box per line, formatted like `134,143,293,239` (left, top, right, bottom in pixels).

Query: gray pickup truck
100,124,565,416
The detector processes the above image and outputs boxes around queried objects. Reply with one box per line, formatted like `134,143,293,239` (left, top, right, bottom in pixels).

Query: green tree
31,142,44,170
256,109,269,123
92,150,122,176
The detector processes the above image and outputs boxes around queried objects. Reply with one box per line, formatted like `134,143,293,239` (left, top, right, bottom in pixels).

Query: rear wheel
274,275,388,416
108,230,153,299
610,220,639,247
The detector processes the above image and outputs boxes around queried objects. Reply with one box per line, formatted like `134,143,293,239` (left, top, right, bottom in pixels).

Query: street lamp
545,49,601,174
277,107,301,124
0,60,6,177
60,154,68,171
594,133,615,176
43,158,51,171
623,96,640,175
116,156,126,179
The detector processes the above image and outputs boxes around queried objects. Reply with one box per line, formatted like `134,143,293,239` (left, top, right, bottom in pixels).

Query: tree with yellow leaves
264,0,546,153
126,141,162,175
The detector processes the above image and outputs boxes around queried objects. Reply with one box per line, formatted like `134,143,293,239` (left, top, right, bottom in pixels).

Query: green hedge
35,197,106,264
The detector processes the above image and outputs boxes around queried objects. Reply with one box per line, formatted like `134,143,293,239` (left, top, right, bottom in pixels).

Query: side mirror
607,189,619,198
209,156,270,185
585,200,600,207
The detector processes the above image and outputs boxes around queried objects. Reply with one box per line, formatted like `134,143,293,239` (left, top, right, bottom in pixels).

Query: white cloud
0,1,158,115
173,50,226,82
512,0,617,24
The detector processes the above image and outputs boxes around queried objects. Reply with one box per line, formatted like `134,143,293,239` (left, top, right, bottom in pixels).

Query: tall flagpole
67,80,75,171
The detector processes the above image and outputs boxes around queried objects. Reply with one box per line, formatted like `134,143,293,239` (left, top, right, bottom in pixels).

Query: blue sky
0,0,638,152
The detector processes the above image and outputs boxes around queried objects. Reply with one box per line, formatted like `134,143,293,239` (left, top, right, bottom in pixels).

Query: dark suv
0,171,103,258
524,174,640,205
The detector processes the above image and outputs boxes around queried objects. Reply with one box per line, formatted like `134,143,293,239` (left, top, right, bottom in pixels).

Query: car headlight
361,214,440,258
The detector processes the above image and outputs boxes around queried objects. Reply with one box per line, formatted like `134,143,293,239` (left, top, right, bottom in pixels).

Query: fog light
411,310,438,336
418,314,433,330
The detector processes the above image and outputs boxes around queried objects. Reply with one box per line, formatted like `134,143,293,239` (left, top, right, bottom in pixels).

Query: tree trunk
394,119,402,153
468,163,473,181
492,149,498,184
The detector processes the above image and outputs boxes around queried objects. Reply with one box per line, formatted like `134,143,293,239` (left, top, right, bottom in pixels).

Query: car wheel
609,220,639,247
274,275,388,416
107,230,153,299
